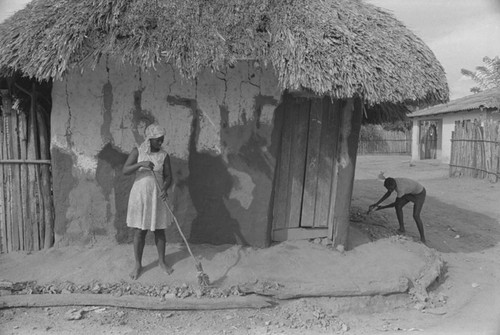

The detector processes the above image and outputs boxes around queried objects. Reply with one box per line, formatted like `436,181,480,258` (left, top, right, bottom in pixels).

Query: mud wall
50,60,282,248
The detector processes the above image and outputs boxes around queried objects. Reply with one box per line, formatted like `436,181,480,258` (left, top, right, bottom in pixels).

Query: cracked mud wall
50,59,281,247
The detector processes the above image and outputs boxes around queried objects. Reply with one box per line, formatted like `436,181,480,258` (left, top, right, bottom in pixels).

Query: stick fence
449,119,500,183
358,127,411,155
0,87,54,253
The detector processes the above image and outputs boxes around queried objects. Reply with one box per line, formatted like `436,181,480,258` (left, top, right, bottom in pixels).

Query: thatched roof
0,0,449,105
409,87,500,118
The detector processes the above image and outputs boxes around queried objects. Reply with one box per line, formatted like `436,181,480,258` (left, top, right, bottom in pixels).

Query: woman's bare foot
159,261,174,275
130,265,142,280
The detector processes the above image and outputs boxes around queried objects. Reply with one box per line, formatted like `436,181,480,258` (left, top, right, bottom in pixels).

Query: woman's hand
160,188,168,201
139,161,154,170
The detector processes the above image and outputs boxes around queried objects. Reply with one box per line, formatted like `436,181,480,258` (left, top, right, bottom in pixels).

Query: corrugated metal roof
408,86,500,118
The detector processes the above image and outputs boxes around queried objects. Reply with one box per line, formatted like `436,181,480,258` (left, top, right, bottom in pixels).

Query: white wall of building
411,110,487,164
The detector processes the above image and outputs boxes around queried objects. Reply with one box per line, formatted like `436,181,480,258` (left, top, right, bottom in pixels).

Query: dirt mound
0,236,444,304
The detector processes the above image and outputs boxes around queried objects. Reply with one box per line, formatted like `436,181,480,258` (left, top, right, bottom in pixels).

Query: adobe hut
0,0,448,252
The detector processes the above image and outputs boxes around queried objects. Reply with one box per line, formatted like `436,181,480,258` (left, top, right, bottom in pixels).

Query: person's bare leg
130,229,147,280
413,190,426,243
154,229,173,275
395,198,409,234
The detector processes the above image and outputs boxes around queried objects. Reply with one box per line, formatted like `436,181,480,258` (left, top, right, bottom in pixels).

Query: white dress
126,146,172,231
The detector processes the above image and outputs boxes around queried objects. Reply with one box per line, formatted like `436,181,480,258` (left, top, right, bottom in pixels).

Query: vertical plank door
272,96,341,240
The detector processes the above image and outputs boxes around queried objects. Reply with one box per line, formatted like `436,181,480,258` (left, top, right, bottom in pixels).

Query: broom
151,171,210,287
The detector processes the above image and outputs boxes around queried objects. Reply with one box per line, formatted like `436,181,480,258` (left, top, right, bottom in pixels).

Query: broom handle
150,170,199,265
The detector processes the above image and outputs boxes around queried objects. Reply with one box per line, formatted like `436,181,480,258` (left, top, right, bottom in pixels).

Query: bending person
369,177,426,243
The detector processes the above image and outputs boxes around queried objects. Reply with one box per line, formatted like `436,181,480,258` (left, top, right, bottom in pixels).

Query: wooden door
272,95,341,241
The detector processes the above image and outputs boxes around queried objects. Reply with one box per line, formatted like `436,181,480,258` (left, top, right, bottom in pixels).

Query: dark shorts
402,188,426,204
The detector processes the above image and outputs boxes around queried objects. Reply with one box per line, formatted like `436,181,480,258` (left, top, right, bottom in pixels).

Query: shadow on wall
51,148,78,239
96,95,277,246
96,138,249,246
96,144,134,243
187,111,248,246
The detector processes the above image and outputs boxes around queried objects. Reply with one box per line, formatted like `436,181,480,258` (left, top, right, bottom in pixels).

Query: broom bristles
195,262,210,287
198,272,210,287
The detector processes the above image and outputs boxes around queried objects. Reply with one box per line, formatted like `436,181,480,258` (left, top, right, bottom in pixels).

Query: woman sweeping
123,123,174,280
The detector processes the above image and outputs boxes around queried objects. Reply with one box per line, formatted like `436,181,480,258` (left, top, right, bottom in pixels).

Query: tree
461,56,500,93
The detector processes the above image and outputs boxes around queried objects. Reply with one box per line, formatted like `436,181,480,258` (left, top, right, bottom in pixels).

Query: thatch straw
0,0,449,105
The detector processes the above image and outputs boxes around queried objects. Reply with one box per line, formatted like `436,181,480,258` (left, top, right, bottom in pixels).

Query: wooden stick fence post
497,127,500,183
452,128,455,176
2,91,21,251
0,113,6,252
19,107,32,251
2,111,12,253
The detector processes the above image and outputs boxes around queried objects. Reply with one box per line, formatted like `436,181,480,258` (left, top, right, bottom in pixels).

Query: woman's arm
162,154,173,190
122,148,153,175
158,154,173,201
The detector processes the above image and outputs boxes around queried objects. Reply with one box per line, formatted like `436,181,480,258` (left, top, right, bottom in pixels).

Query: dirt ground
1,155,500,335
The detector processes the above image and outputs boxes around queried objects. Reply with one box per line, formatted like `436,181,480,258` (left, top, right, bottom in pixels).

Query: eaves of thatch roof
408,86,500,118
0,0,449,105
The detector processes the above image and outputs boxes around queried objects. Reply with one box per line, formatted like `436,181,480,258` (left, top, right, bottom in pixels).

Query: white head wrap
139,123,166,153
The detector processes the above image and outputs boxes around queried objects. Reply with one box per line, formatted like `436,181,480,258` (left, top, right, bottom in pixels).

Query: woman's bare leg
154,229,173,275
130,229,147,280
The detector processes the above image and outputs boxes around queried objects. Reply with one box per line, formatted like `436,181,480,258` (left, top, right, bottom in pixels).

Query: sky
0,0,27,21
1,0,500,100
367,0,500,99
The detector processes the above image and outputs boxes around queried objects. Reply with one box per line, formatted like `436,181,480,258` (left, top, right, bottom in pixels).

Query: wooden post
331,97,363,248
13,99,25,250
29,83,42,250
1,91,21,251
38,109,54,248
327,99,342,240
497,145,500,183
1,108,13,252
449,130,455,177
496,125,500,183
0,112,6,252
18,108,32,251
